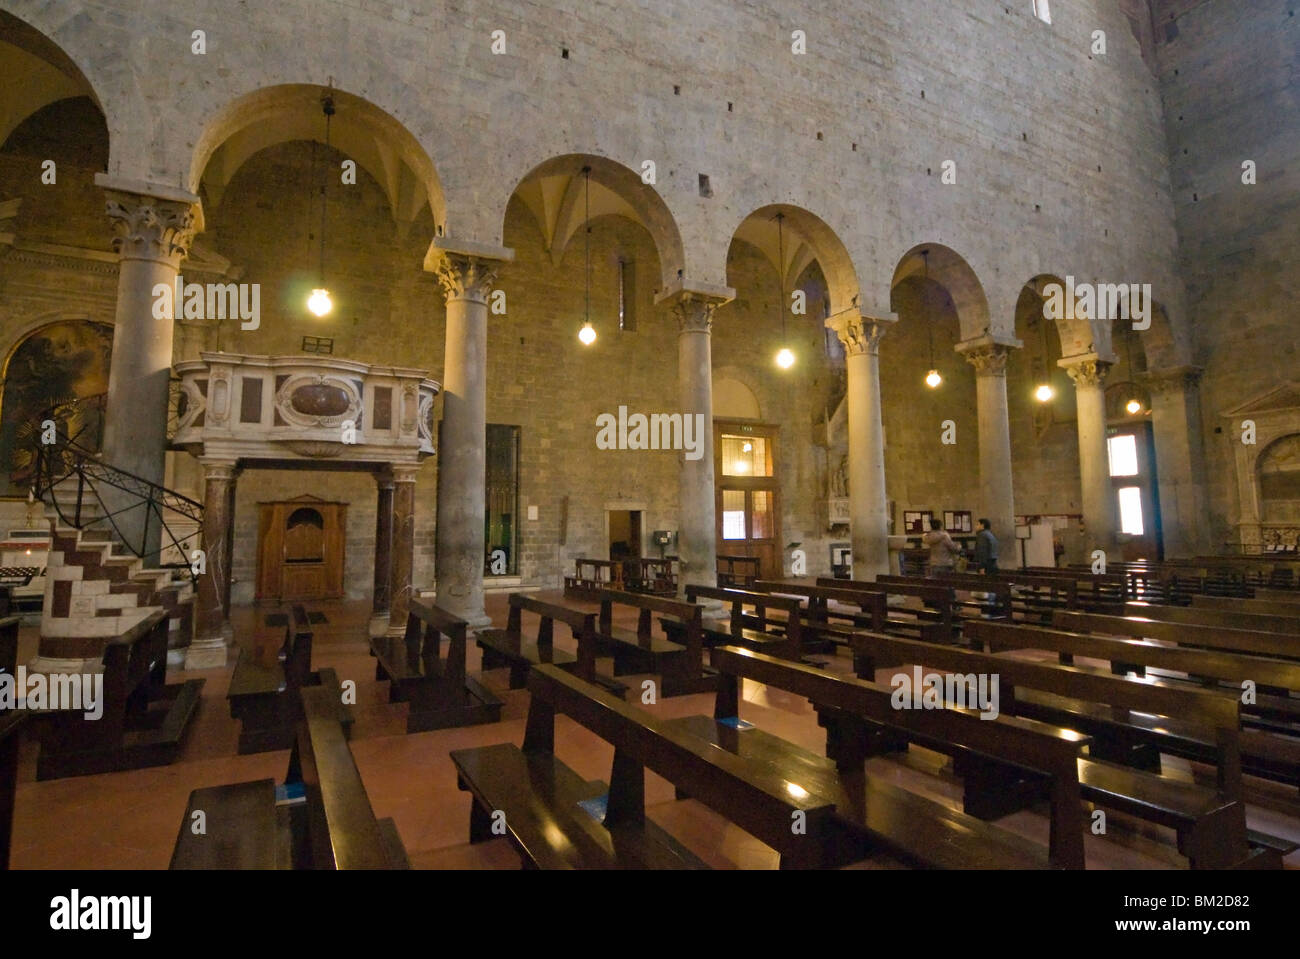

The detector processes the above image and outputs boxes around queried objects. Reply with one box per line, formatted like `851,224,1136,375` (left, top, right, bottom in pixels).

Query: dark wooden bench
451,662,840,869
716,554,760,588
36,609,205,781
683,584,802,661
371,599,503,732
878,573,1014,621
623,558,677,597
1193,594,1300,620
588,589,715,696
854,629,1276,869
478,592,625,697
1125,601,1300,637
228,604,350,754
171,685,408,870
1253,588,1300,604
676,645,1090,868
815,577,957,643
1054,610,1300,663
1,616,22,870
563,559,624,600
752,579,889,651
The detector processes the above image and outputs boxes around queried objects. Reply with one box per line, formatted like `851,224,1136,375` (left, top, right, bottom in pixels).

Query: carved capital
830,315,891,356
962,343,1014,377
1064,359,1112,389
669,292,725,334
104,191,199,267
390,463,422,485
432,252,500,304
198,457,237,483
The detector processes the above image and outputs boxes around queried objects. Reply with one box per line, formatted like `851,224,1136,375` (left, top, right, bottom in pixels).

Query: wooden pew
477,592,624,697
815,577,956,643
563,559,624,600
973,620,1300,793
1253,588,1300,604
588,589,715,696
683,584,802,661
36,609,205,780
671,645,1089,869
752,579,888,650
1,616,22,870
1193,594,1300,620
877,573,1013,621
1125,601,1300,637
451,663,840,869
853,630,1272,869
716,554,760,588
171,685,408,870
1052,610,1300,665
371,599,503,732
623,558,677,597
228,605,351,754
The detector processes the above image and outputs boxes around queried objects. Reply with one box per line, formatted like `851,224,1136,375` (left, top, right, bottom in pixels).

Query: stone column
187,457,236,669
1062,356,1118,555
828,313,897,580
96,177,201,560
427,240,512,629
371,470,395,637
387,464,420,636
958,336,1020,549
661,288,731,598
1144,366,1208,558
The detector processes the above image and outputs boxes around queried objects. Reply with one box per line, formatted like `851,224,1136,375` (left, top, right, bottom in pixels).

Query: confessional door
256,497,347,602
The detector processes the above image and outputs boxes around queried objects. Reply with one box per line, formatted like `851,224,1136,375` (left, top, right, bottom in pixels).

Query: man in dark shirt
974,518,999,574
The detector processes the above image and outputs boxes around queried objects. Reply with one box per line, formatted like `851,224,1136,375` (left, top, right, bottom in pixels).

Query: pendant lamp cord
776,212,786,340
583,166,591,326
319,98,333,287
923,250,934,368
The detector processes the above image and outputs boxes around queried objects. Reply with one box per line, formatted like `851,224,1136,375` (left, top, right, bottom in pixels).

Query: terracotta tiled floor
8,594,1300,869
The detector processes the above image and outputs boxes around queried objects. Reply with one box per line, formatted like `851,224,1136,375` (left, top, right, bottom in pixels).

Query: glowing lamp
578,322,596,345
775,348,796,369
1126,398,1143,415
925,369,942,389
307,288,333,317
1035,383,1055,403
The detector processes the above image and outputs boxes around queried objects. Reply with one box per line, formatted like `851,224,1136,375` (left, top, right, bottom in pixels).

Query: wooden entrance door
1107,423,1162,561
715,422,780,580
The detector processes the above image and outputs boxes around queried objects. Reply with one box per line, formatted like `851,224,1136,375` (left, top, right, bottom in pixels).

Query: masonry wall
1150,0,1300,548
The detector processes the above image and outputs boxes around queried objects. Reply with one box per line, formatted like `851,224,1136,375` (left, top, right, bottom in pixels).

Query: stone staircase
36,481,195,670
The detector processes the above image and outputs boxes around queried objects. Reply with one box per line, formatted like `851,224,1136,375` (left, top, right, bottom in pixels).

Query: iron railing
32,397,203,583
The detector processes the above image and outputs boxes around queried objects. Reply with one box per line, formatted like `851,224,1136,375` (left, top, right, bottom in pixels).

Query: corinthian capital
1063,358,1113,388
432,252,500,304
957,334,1019,377
829,314,894,356
656,280,734,334
104,192,199,267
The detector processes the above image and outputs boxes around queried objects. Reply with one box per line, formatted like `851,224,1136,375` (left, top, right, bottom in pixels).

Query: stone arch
1141,298,1190,369
188,84,445,233
725,204,860,320
1019,273,1099,360
712,373,762,420
891,244,989,342
499,154,685,292
0,10,105,149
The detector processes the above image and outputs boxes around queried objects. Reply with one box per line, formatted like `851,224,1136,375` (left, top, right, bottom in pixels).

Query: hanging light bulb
926,369,943,389
307,288,332,316
577,165,596,346
772,212,794,370
920,249,941,389
1035,383,1055,402
578,321,596,345
742,441,753,453
1126,398,1143,415
306,93,335,316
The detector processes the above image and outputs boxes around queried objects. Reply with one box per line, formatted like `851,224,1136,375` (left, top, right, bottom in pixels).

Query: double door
715,422,780,581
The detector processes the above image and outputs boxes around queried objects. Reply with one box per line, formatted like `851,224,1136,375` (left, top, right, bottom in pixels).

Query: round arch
1020,273,1098,359
0,10,105,150
499,154,685,292
725,204,860,320
188,84,445,230
891,244,989,342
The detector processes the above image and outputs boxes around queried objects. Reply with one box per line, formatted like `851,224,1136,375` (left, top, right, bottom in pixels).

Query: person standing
923,518,960,577
974,518,999,574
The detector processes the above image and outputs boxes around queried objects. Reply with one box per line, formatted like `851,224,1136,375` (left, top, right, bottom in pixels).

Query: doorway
1107,424,1162,561
608,510,643,563
715,422,781,580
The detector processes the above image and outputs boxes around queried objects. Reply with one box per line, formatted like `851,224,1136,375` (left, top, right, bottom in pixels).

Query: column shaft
372,474,395,635
1146,367,1208,557
674,296,721,594
431,253,499,629
960,341,1018,547
388,467,419,635
1067,360,1118,554
188,457,235,668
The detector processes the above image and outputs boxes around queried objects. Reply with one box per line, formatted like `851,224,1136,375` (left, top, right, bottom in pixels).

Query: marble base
184,626,234,669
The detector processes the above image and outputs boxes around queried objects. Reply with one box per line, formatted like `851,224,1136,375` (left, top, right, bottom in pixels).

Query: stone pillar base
371,613,395,638
184,626,234,669
26,654,101,676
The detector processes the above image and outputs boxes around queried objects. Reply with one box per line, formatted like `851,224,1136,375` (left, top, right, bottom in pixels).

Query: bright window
1118,487,1145,535
722,490,746,540
721,434,772,477
1033,0,1051,24
1108,434,1139,477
